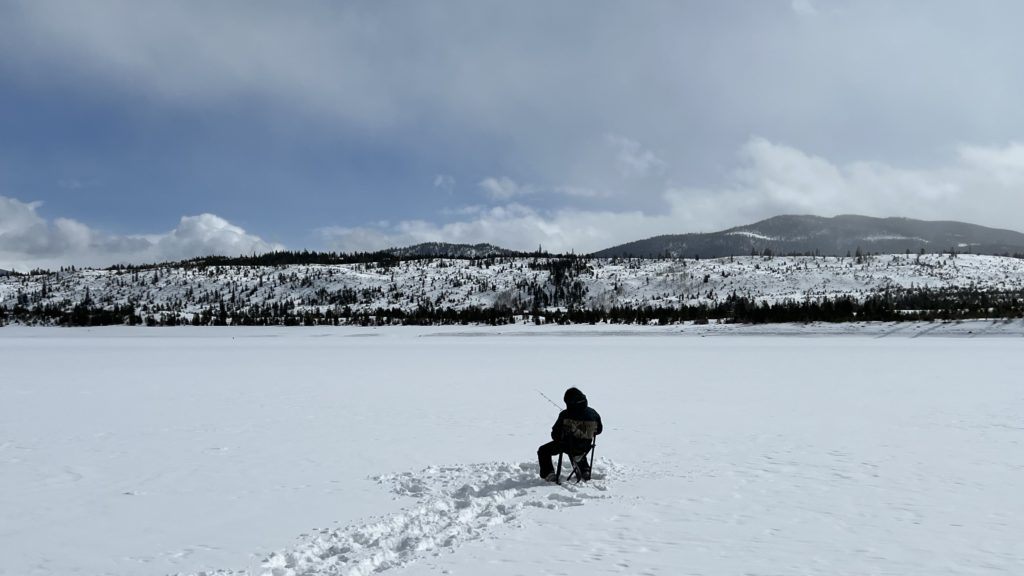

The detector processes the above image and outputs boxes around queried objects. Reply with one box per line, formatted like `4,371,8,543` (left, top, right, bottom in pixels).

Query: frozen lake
2,325,1023,575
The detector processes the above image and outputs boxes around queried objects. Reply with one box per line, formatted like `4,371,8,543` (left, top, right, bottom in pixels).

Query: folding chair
555,438,596,485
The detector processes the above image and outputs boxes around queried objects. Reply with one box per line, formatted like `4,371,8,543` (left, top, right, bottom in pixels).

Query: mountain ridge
592,215,1024,258
384,242,519,259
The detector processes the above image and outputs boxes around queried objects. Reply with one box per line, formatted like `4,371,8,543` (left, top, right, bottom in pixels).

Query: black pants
537,440,590,478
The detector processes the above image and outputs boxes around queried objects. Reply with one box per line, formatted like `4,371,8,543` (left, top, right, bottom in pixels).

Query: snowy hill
2,252,1024,325
593,215,1024,258
386,242,519,259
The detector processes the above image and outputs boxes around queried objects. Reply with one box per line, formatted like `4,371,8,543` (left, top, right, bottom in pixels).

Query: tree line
3,286,1022,327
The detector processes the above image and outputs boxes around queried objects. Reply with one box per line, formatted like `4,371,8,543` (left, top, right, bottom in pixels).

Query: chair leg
565,453,587,483
555,451,563,484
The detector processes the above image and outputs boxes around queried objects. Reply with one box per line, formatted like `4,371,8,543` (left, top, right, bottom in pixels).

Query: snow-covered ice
2,324,1023,575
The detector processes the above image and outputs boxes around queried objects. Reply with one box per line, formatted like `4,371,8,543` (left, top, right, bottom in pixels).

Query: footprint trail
177,460,620,576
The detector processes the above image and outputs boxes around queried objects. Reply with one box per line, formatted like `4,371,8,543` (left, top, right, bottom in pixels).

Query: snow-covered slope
594,214,1024,258
2,254,1024,322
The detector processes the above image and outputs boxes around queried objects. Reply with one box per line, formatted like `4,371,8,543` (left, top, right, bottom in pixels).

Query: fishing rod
535,389,562,410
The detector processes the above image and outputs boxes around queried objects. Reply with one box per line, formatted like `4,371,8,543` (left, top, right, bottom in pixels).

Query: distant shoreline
2,319,1022,339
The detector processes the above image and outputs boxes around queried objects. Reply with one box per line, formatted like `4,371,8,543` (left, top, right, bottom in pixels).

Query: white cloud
718,137,1024,224
554,186,609,199
957,142,1024,186
321,138,1024,253
479,177,535,200
320,203,671,254
478,178,609,202
791,0,818,17
151,214,281,262
0,195,282,271
605,134,666,179
433,174,456,195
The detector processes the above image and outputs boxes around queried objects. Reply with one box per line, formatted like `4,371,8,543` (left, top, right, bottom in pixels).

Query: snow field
1,326,1023,575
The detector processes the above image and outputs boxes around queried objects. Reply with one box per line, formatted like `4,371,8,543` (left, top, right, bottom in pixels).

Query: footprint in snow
244,459,620,576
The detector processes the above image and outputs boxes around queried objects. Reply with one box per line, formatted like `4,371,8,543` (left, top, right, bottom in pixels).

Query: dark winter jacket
551,388,602,454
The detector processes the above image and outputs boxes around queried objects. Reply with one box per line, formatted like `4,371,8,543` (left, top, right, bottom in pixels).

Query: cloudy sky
2,1,1024,269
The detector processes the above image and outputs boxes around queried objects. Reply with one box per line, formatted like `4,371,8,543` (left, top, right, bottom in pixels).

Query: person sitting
537,387,603,481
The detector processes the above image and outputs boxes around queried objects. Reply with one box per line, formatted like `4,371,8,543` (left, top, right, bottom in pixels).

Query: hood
563,387,588,409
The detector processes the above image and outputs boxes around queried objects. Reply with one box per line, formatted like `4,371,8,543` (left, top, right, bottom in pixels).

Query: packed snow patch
175,461,619,576
724,230,777,241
